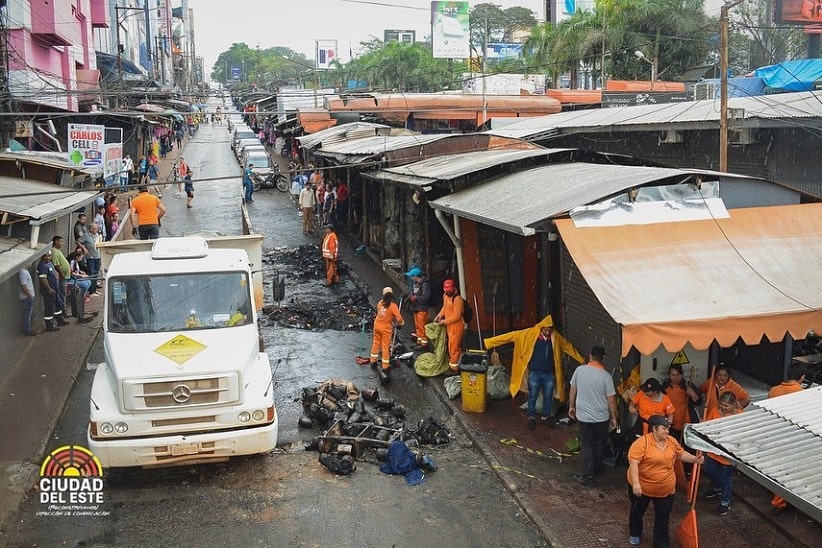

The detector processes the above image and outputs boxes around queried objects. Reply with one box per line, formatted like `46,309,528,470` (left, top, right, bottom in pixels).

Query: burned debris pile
262,245,372,330
299,379,450,477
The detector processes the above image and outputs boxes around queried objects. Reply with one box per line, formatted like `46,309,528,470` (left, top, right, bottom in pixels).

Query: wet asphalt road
6,114,547,547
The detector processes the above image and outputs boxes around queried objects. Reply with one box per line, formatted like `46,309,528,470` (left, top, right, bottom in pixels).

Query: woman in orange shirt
699,364,750,415
703,391,741,516
662,364,701,441
629,378,676,436
627,415,703,547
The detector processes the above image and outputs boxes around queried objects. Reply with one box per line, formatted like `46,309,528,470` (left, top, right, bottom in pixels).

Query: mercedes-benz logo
172,383,192,403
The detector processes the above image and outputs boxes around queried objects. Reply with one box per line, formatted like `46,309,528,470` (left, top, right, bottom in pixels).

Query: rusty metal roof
0,151,98,174
488,90,822,139
313,133,449,162
296,122,392,150
685,386,822,523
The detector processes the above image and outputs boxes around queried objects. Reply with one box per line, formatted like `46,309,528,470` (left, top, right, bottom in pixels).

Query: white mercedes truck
88,236,278,468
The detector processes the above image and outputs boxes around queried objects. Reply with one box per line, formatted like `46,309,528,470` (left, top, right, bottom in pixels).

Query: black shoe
527,416,536,430
56,318,69,326
24,332,37,337
45,326,61,332
718,503,730,516
78,317,93,323
541,416,556,428
573,474,594,486
378,369,390,385
704,488,722,500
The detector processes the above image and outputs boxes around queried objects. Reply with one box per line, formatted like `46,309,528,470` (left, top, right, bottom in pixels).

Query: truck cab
88,236,278,468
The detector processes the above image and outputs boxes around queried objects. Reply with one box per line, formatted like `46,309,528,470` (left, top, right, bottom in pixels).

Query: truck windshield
107,272,253,333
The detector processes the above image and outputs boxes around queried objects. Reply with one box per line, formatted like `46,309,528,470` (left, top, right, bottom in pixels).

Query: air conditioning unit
694,82,718,101
659,129,684,144
730,128,757,145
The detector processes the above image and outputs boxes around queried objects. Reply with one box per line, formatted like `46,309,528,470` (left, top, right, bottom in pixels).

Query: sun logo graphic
39,445,105,507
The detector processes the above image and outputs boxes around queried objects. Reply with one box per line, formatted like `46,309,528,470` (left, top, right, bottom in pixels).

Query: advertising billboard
67,123,105,170
431,1,470,59
316,39,338,70
775,0,822,24
384,29,416,43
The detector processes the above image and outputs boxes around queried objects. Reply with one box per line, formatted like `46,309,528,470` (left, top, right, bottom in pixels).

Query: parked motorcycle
251,164,289,193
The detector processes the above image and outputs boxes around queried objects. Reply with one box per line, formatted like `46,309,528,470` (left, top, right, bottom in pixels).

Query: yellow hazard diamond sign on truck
155,335,207,365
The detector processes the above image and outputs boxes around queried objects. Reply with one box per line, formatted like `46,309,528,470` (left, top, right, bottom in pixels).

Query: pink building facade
6,0,109,111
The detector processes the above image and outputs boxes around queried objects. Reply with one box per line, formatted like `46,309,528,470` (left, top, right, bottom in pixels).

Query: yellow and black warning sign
670,350,690,366
155,335,206,365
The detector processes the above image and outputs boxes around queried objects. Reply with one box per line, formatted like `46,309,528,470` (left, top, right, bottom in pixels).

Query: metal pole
719,0,744,173
313,41,318,108
144,0,152,80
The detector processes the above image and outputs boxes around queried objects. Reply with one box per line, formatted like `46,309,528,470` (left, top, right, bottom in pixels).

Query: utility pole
0,0,16,146
719,0,744,173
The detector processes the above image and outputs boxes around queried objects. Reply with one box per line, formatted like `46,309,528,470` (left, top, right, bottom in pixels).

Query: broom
489,283,501,366
676,365,716,548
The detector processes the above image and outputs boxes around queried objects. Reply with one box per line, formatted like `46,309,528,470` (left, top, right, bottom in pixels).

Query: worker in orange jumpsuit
434,279,464,373
321,223,339,286
370,287,404,374
767,362,806,514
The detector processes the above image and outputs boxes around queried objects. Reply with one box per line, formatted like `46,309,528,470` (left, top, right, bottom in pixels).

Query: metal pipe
434,209,466,298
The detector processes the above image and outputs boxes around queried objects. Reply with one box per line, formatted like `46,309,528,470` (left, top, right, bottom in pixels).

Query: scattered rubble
299,379,450,476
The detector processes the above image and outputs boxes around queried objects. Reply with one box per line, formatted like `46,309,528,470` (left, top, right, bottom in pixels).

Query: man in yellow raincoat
484,315,584,428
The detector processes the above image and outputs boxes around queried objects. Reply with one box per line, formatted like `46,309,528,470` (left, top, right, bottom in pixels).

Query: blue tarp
700,77,765,99
752,59,822,92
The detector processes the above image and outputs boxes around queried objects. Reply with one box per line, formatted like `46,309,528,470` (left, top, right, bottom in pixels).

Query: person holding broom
627,415,704,547
370,287,404,384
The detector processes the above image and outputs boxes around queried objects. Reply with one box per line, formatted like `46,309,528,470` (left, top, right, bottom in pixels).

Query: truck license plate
170,443,199,456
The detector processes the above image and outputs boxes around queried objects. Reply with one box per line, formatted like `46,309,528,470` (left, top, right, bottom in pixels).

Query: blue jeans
527,370,555,417
704,457,733,507
21,296,34,334
120,175,128,191
243,180,254,202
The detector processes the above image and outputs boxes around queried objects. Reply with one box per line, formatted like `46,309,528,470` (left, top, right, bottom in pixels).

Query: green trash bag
414,322,450,377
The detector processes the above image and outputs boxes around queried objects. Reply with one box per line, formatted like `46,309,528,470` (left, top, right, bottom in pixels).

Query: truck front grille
123,374,238,411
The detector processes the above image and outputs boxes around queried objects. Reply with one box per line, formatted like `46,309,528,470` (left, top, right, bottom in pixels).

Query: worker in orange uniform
434,279,464,374
767,362,806,515
661,363,701,441
703,391,742,516
370,287,404,384
321,223,339,286
629,378,676,436
699,364,750,415
130,185,166,240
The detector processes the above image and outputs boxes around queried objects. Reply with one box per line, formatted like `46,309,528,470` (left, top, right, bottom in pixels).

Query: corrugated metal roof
313,134,449,162
0,152,98,174
297,122,392,150
0,176,97,222
685,386,822,523
487,90,822,139
429,162,692,235
366,147,571,187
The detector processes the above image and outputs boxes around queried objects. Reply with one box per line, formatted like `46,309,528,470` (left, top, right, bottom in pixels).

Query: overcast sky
189,0,546,76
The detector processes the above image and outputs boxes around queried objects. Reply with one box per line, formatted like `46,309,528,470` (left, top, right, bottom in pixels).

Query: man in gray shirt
568,346,618,486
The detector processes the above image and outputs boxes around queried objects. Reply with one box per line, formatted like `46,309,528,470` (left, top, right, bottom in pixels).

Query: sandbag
487,364,511,400
414,322,449,377
443,375,461,399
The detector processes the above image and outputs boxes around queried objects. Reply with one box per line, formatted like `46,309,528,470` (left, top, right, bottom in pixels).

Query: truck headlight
252,410,265,421
100,422,114,435
238,411,251,423
114,422,129,434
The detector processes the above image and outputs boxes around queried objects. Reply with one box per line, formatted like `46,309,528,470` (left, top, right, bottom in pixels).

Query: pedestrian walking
78,223,102,293
243,163,255,203
433,279,464,373
49,235,71,319
405,267,432,349
130,186,166,240
137,155,149,185
18,267,36,336
37,251,68,331
177,157,190,197
334,180,349,228
629,378,676,436
120,154,134,192
767,362,806,514
485,315,584,429
321,223,340,286
299,182,316,234
568,346,618,486
702,391,741,516
147,162,161,197
184,169,195,208
627,415,704,547
370,287,404,382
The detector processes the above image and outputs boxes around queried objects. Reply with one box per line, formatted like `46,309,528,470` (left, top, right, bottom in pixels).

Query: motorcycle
251,164,289,193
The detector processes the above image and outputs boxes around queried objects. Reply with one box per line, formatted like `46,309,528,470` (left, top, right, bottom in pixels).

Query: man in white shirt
120,154,134,192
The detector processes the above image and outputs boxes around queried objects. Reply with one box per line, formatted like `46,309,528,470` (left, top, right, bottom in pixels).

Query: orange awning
555,203,822,356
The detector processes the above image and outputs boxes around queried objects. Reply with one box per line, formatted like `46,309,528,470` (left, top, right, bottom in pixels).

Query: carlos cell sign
68,123,105,168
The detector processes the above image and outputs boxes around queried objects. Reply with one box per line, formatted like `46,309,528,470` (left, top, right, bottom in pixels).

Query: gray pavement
2,122,821,548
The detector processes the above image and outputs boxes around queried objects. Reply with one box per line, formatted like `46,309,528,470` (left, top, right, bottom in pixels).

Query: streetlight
634,50,657,90
114,2,150,106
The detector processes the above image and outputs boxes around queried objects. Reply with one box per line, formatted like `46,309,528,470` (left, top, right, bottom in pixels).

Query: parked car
235,138,262,161
240,143,266,163
243,151,273,176
231,129,256,153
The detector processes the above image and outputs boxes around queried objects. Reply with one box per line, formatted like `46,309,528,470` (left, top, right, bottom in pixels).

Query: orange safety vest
322,231,338,260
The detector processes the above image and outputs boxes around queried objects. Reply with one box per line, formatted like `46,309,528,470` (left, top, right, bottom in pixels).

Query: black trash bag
319,452,357,475
415,417,452,446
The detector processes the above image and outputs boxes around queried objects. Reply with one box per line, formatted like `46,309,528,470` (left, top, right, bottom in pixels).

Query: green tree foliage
733,0,806,69
211,44,311,87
